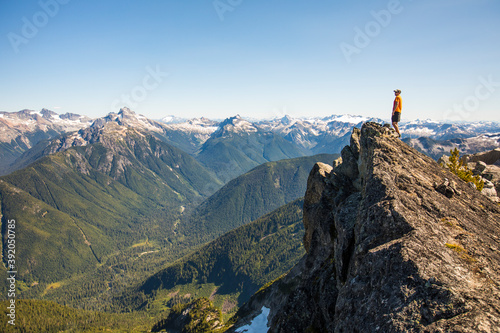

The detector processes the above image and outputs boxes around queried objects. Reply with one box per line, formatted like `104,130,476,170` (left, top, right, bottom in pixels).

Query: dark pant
392,112,401,123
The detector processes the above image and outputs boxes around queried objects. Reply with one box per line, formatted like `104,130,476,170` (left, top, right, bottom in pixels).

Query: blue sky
1,0,499,122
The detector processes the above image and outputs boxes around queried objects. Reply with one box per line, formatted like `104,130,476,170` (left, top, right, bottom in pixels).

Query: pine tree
446,148,484,191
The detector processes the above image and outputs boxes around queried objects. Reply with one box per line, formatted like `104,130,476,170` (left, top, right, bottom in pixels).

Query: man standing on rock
392,89,402,138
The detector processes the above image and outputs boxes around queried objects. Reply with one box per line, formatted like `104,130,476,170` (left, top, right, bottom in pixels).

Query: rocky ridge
3,108,498,177
0,109,92,174
0,109,91,143
5,108,169,176
230,122,500,332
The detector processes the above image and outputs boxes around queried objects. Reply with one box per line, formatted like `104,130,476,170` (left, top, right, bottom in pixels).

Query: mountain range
0,109,92,174
0,108,336,317
0,118,222,290
2,108,499,178
0,107,499,332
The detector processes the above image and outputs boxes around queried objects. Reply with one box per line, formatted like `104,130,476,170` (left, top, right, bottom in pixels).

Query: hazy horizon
4,106,500,125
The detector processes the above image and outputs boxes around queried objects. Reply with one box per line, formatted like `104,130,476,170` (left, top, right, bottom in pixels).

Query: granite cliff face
231,122,500,332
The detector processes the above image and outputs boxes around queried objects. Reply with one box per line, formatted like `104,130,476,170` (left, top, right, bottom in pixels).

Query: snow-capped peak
214,115,259,136
161,115,187,124
163,117,220,138
91,108,165,134
325,114,371,124
280,115,295,126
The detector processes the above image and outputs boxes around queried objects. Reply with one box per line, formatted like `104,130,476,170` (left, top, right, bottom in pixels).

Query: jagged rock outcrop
229,122,500,332
463,148,500,166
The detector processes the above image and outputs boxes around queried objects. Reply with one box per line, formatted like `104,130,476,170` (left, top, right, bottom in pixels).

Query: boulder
473,161,488,175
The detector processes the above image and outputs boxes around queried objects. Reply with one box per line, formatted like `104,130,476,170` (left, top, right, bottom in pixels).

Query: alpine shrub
446,148,484,191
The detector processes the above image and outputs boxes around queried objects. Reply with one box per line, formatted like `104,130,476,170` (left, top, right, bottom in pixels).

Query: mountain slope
196,116,309,183
21,154,333,313
161,117,219,154
162,114,386,158
0,179,103,286
0,121,222,290
230,123,500,332
115,154,335,314
257,114,383,155
0,299,153,332
179,154,336,243
0,109,91,175
121,199,306,315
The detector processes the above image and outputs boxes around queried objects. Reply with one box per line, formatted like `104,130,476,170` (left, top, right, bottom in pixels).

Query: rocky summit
230,122,500,333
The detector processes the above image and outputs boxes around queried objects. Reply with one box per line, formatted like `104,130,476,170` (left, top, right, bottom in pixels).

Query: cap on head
394,89,402,93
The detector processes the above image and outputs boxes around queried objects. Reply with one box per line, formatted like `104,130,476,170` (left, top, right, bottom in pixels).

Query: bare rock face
303,162,333,253
230,122,500,333
463,148,500,165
